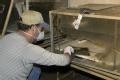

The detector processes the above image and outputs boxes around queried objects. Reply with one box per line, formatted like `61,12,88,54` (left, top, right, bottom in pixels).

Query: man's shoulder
4,32,26,42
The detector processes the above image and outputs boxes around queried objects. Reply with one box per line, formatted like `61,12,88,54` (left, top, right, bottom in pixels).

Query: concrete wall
69,0,120,8
30,0,61,2
15,0,120,8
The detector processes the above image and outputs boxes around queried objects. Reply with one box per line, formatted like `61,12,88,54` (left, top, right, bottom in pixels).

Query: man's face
35,24,44,35
32,25,44,41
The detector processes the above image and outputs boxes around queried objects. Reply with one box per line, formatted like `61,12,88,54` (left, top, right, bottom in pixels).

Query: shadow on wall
0,0,11,33
30,0,68,23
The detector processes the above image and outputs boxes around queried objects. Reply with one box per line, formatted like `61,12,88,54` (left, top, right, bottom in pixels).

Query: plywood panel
30,0,61,2
69,0,120,8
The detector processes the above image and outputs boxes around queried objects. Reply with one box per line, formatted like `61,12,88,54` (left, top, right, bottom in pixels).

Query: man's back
0,32,71,80
0,33,32,80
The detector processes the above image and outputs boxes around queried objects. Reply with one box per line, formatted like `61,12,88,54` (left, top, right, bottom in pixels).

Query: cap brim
40,22,49,31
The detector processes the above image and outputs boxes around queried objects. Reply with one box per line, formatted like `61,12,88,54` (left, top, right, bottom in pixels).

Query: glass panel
50,11,118,73
115,21,120,72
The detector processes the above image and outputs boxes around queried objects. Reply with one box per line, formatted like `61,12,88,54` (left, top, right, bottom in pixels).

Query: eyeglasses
35,24,44,32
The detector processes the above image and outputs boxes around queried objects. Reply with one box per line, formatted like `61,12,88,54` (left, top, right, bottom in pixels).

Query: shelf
50,5,120,20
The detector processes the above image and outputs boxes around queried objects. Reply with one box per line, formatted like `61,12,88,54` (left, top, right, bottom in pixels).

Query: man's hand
64,46,74,55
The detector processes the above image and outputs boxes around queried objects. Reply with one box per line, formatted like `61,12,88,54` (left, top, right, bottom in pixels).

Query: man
0,10,74,80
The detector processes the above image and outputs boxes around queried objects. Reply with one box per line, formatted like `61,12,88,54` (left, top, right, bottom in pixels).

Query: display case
49,4,120,80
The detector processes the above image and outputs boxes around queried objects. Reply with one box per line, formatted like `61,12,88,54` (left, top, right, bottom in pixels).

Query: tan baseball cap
21,10,49,30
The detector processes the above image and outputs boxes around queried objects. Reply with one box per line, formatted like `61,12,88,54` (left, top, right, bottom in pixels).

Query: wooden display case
49,4,120,80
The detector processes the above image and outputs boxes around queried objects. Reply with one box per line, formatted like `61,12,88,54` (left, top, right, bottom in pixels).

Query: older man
0,10,74,80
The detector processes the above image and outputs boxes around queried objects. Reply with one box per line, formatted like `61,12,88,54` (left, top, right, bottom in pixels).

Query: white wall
30,0,61,2
69,0,120,8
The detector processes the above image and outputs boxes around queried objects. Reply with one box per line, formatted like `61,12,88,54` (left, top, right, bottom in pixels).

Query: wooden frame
49,8,120,80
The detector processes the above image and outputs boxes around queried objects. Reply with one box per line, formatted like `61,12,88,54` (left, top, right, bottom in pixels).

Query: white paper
72,14,82,30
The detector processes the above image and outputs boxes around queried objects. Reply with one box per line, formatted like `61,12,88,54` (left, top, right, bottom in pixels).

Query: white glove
64,46,74,55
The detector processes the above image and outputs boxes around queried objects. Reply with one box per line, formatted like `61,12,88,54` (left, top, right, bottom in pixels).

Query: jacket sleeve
22,44,71,66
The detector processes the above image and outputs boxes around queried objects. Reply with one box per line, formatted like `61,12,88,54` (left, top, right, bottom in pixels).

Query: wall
69,0,120,8
30,0,61,2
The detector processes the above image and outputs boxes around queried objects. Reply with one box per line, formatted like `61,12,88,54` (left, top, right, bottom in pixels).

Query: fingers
64,46,74,55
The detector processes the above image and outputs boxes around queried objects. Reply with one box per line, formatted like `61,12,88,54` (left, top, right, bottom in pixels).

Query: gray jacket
0,33,70,80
